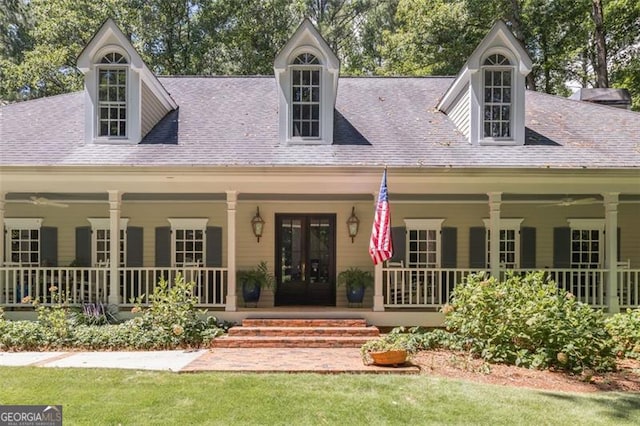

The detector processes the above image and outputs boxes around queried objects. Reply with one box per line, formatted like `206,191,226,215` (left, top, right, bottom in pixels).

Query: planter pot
242,283,261,306
346,285,365,304
368,350,408,367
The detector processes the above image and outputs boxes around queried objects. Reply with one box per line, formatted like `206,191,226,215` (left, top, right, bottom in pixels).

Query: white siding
447,83,471,140
141,82,170,137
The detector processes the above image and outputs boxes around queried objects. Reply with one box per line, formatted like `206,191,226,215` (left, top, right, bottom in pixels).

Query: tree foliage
1,0,638,110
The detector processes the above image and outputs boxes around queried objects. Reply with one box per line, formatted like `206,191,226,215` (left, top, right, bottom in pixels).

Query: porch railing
382,266,640,310
0,266,227,308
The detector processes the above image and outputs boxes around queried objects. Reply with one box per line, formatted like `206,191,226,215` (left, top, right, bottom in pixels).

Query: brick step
242,318,368,328
210,336,374,348
228,326,380,338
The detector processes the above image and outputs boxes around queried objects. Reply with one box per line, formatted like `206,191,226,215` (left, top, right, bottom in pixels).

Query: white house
1,19,638,326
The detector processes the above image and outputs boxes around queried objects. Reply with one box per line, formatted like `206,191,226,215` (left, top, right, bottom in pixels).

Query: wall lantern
251,207,265,242
346,206,360,243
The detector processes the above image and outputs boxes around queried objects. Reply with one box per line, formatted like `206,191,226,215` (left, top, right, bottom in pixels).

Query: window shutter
75,226,91,267
441,227,457,268
155,227,171,267
206,226,223,267
390,226,406,264
40,227,58,266
553,227,571,268
127,226,143,267
469,227,486,268
520,227,536,269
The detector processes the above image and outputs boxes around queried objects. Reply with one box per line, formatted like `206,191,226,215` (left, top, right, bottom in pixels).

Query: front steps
211,318,380,348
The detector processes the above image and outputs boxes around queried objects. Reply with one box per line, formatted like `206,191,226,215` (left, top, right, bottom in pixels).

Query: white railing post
225,190,237,311
108,190,121,305
488,192,502,279
604,193,620,313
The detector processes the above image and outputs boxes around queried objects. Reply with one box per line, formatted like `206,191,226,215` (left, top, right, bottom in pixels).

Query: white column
604,192,620,313
108,190,121,305
488,192,502,279
0,192,5,304
372,191,385,311
225,191,237,311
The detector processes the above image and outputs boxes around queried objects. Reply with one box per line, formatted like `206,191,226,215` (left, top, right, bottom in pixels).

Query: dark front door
275,214,336,306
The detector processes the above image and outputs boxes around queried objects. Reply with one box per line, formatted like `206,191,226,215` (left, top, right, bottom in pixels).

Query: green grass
1,367,638,425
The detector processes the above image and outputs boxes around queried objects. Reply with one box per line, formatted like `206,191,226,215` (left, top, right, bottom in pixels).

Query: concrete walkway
0,348,419,374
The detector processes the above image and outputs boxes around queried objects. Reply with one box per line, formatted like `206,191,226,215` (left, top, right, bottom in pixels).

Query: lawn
1,367,638,425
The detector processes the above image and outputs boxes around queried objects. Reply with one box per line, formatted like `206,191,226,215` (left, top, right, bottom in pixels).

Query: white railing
619,269,640,310
121,267,227,308
0,267,109,306
0,266,227,308
383,267,484,308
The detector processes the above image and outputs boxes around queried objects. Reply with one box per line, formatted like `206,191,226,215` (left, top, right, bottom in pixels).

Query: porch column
225,190,237,311
604,192,620,313
372,191,385,312
108,190,121,305
0,192,5,304
488,192,502,279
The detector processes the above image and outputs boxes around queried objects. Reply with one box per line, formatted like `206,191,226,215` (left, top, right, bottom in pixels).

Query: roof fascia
274,18,340,71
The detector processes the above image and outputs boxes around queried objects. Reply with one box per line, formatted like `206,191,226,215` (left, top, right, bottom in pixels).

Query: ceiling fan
539,197,600,207
30,196,69,208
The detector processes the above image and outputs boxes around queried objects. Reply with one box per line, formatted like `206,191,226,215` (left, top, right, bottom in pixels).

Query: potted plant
237,261,275,306
360,332,414,367
337,267,374,304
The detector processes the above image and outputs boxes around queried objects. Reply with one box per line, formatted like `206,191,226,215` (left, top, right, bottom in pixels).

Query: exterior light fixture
251,207,265,242
346,206,360,243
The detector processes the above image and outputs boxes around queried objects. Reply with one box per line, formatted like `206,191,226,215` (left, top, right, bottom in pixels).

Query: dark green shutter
520,227,536,269
75,226,91,267
206,226,223,267
553,227,571,268
469,227,486,268
40,227,58,266
155,227,171,267
441,227,457,268
126,226,143,267
390,226,406,264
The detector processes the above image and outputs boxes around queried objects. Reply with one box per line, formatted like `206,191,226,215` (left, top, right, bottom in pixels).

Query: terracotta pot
369,350,407,366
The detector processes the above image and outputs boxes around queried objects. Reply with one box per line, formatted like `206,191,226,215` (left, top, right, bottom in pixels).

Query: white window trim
482,218,524,268
168,218,208,267
288,47,324,143
87,218,129,266
4,218,43,266
481,65,514,143
567,218,605,268
404,219,445,268
95,63,129,141
567,218,605,230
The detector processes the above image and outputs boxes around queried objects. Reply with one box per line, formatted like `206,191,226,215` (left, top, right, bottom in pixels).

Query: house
0,19,638,326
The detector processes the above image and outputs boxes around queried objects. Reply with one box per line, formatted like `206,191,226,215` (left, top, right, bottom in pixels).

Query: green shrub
606,309,640,359
443,271,616,373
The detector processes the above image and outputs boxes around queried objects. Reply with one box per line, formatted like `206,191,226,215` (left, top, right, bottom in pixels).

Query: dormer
77,19,177,144
437,21,532,146
274,19,340,145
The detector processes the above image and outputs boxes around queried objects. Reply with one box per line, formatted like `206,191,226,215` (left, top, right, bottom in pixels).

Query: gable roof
1,76,638,169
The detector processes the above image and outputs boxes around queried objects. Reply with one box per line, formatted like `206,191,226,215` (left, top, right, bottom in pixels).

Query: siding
447,83,471,140
141,82,170,137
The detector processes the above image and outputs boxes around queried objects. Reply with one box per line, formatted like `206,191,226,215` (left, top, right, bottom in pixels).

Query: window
4,218,42,266
291,53,321,138
168,219,208,266
568,219,604,269
87,218,128,266
483,218,523,269
97,52,128,137
404,219,445,268
482,54,513,139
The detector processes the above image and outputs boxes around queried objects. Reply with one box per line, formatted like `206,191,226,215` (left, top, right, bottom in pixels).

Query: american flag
369,169,393,265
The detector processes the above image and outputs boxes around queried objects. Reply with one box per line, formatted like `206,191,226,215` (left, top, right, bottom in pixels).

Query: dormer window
97,52,128,138
482,54,513,140
291,53,321,138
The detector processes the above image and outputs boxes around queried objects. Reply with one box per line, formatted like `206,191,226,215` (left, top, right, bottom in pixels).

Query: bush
606,309,640,359
443,271,616,373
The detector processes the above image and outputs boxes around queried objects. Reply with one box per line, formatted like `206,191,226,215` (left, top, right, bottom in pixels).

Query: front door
275,214,336,306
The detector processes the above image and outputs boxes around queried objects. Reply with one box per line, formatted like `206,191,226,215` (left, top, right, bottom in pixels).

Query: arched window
291,53,321,138
482,53,513,139
97,52,128,137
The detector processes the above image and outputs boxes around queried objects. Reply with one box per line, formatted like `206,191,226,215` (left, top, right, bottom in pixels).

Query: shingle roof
1,76,639,169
